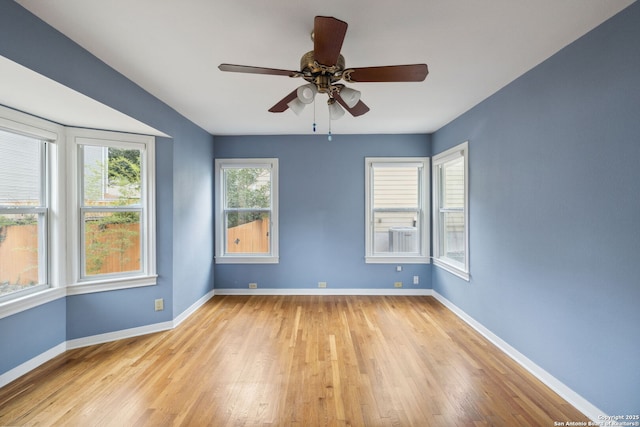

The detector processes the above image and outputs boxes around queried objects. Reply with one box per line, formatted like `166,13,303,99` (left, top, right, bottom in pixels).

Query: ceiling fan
218,16,428,122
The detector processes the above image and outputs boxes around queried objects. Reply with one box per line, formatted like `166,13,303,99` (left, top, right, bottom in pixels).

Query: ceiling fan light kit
328,98,346,120
219,16,428,139
296,83,317,104
338,87,361,109
286,97,306,116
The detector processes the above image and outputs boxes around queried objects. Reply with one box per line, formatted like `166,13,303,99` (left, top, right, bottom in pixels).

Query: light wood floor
0,295,588,426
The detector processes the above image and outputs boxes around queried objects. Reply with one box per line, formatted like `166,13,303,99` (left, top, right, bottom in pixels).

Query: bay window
0,106,157,314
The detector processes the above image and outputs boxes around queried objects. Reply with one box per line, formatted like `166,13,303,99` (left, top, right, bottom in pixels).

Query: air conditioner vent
389,227,417,252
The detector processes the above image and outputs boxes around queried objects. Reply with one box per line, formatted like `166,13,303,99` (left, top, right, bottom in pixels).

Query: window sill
366,255,430,264
67,274,158,295
215,256,279,264
0,287,66,320
433,259,470,281
0,275,157,319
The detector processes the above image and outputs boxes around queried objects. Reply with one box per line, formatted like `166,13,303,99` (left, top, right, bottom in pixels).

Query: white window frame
67,128,157,294
0,105,66,315
215,158,279,264
432,141,469,280
365,157,430,264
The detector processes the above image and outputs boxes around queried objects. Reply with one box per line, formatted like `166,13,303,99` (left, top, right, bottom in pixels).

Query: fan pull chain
328,118,332,141
313,98,316,133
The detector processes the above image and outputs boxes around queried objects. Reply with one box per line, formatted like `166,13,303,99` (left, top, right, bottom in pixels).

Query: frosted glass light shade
339,87,361,108
296,84,317,104
287,98,306,115
328,100,345,120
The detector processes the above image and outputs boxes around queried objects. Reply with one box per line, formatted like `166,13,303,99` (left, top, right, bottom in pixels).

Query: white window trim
365,157,430,264
66,128,157,293
215,158,279,264
432,141,470,281
0,106,65,317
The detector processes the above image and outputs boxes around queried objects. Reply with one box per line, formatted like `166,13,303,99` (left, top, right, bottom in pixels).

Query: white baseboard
214,288,434,296
173,289,216,328
67,289,217,349
0,342,66,388
66,321,175,350
432,291,606,422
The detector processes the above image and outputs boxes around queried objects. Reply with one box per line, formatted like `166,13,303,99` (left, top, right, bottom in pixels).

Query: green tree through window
224,168,270,228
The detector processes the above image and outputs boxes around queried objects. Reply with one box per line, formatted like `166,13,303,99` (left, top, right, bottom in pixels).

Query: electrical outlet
249,282,258,289
396,266,402,272
154,298,164,311
318,282,327,288
394,281,403,288
413,276,419,285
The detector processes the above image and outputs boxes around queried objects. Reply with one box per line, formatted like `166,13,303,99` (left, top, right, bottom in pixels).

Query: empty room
0,1,638,425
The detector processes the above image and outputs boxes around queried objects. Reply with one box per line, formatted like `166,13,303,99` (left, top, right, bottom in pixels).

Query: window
215,159,278,264
0,107,65,310
432,141,469,280
365,157,430,264
0,128,49,302
68,129,156,291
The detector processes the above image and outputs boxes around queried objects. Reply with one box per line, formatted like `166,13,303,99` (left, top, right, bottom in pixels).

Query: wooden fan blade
345,64,428,82
268,89,299,113
334,93,370,117
313,16,348,66
219,64,298,77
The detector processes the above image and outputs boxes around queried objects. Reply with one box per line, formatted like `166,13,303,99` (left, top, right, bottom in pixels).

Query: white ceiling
0,56,168,137
15,0,636,136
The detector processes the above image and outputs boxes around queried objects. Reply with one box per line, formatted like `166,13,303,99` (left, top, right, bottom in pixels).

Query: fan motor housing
300,51,345,93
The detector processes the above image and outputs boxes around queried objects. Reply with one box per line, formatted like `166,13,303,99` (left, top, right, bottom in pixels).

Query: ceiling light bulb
328,99,345,120
297,84,317,104
339,87,361,108
287,98,306,115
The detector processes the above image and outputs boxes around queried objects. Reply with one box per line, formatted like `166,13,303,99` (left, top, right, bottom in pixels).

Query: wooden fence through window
0,223,140,285
2,219,268,285
226,219,269,253
0,224,39,285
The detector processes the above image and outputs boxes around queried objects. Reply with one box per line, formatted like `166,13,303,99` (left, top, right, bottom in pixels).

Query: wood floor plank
0,295,590,426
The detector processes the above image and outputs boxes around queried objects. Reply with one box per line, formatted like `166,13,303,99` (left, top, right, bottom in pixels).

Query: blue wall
432,2,640,414
172,129,215,314
0,299,65,374
214,134,432,291
0,2,213,363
